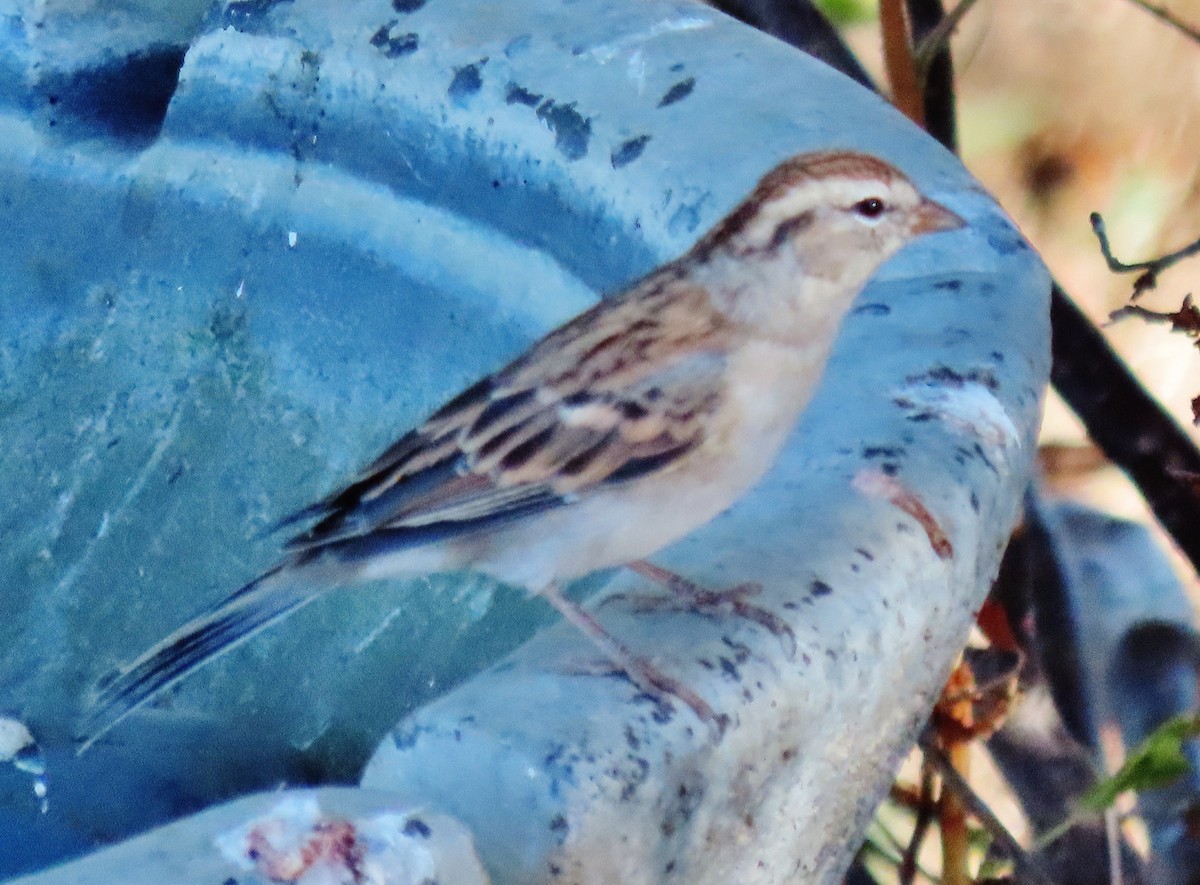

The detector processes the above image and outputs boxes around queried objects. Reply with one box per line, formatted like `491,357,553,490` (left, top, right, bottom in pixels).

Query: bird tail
78,562,324,754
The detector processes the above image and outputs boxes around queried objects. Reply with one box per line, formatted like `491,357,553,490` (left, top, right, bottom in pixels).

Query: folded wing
283,280,731,558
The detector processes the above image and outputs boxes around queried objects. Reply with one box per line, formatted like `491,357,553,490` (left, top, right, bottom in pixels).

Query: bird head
690,150,965,341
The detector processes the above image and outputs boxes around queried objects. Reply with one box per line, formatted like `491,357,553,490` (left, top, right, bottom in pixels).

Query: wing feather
279,278,731,555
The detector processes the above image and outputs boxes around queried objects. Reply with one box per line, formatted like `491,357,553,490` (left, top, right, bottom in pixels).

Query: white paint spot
0,717,34,762
288,231,298,248
894,380,1022,457
0,717,48,813
626,49,647,93
583,16,712,63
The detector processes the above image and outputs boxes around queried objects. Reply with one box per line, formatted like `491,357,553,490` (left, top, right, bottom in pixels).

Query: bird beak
911,198,966,235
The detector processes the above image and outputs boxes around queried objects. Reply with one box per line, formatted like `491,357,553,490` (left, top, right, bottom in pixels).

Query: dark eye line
765,209,816,251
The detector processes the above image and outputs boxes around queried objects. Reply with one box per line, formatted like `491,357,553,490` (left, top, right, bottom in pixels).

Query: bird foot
540,584,726,738
565,654,729,738
624,561,797,660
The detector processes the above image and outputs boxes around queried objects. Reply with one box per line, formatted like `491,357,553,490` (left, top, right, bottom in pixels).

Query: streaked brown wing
281,277,730,553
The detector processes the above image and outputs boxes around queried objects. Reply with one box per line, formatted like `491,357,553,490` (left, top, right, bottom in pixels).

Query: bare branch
918,729,1058,885
898,764,937,885
1108,295,1200,339
881,0,925,125
1120,0,1200,44
914,0,983,74
1090,211,1200,299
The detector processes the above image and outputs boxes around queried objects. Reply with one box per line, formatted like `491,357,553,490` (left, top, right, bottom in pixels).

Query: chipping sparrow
81,150,963,747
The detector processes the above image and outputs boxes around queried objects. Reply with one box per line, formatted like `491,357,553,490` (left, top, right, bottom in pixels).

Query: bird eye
852,197,887,218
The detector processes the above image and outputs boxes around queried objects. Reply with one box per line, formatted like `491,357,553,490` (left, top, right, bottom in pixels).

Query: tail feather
78,564,320,753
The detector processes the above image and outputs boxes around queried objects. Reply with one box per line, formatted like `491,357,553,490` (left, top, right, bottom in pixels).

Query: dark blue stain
505,83,542,106
722,636,751,662
910,363,999,391
505,34,532,57
985,229,1030,255
536,100,591,161
974,441,998,473
618,757,651,801
370,22,419,58
448,60,486,105
851,302,891,316
658,77,695,107
391,722,431,749
611,135,651,169
811,580,833,596
39,46,187,144
934,279,963,291
719,657,740,680
402,817,432,838
392,0,427,10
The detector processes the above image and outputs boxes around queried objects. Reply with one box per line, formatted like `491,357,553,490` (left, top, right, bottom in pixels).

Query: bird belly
465,478,738,590
470,415,798,590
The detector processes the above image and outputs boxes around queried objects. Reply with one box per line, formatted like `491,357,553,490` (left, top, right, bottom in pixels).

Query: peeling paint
535,99,591,161
505,82,542,107
658,77,695,107
611,134,651,169
369,22,419,58
893,378,1022,456
579,17,712,64
448,59,486,106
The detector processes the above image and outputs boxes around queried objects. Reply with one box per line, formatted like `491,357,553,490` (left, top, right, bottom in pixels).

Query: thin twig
904,0,958,151
940,739,972,885
899,763,937,885
1090,211,1200,299
918,729,1059,885
1109,301,1190,327
1121,0,1200,43
1106,807,1123,885
914,0,982,73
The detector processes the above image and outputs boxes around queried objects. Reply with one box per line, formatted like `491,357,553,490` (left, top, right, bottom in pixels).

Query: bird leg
539,583,724,733
625,560,797,660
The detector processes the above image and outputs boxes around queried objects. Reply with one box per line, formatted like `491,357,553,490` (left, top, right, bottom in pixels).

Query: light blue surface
0,0,1050,881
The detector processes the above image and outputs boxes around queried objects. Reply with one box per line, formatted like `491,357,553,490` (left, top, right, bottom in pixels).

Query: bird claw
561,654,727,738
539,584,724,737
621,563,797,661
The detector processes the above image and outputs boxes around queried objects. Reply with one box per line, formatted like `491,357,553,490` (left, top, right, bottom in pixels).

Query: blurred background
802,1,1200,881
831,0,1200,541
